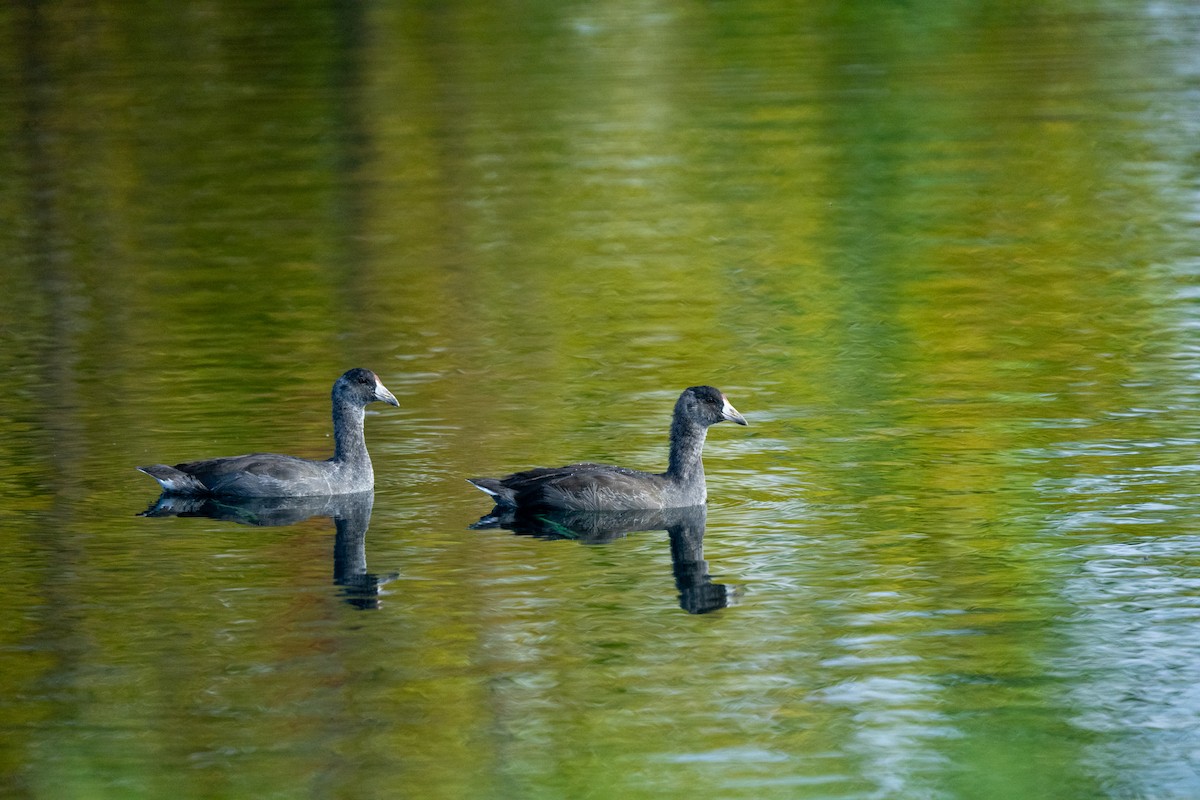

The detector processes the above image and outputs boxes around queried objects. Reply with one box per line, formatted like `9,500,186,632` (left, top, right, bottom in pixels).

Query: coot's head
677,386,747,427
336,368,400,407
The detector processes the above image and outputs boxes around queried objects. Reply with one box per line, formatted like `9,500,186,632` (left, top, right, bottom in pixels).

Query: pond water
3,2,1200,798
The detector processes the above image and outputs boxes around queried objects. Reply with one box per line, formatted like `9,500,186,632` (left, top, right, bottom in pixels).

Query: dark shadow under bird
140,490,397,610
471,504,735,614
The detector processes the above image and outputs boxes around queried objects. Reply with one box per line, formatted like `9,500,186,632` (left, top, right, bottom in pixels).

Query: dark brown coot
468,385,747,512
137,368,399,497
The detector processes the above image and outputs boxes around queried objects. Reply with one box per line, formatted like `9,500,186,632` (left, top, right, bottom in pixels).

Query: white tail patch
467,479,499,497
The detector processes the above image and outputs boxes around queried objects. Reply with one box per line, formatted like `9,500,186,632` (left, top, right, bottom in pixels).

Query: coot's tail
467,477,517,508
137,464,208,495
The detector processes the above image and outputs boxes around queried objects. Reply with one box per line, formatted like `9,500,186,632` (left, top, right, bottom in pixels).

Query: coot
137,368,399,497
468,385,747,511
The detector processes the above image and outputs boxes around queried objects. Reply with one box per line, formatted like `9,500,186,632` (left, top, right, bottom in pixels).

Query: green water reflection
2,1,1200,798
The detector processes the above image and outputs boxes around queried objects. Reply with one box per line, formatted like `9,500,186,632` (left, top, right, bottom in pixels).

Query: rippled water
3,2,1200,798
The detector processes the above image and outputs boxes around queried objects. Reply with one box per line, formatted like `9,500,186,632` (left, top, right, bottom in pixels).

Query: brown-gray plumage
468,386,747,512
137,368,399,498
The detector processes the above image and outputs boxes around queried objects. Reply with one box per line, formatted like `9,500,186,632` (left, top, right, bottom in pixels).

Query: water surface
2,2,1200,798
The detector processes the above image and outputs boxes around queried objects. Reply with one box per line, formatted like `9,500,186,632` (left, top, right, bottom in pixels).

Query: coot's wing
175,453,334,497
505,463,670,511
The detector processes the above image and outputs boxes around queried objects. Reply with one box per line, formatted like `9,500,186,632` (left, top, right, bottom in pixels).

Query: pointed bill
375,378,400,407
721,395,748,425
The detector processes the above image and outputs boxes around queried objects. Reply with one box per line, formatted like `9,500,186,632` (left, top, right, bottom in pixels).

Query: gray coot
137,368,399,498
469,385,747,512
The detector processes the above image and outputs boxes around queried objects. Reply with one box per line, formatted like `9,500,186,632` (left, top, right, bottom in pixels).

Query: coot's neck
331,394,370,468
666,413,708,485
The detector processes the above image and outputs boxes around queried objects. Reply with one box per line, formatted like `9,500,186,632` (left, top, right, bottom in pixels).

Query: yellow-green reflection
1,1,1199,798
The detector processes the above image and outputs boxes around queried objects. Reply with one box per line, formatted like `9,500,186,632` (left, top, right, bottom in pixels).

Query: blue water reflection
1060,534,1200,798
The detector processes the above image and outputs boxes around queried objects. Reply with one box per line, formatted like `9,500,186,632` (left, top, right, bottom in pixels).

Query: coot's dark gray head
336,368,400,407
678,386,747,427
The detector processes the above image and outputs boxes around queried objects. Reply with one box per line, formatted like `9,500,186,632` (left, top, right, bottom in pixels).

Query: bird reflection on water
472,504,736,615
139,491,396,609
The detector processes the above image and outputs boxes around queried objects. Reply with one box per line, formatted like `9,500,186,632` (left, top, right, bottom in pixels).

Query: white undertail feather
137,465,206,494
468,479,500,497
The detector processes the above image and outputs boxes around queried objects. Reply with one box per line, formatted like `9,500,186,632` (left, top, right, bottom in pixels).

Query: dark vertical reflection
330,493,400,610
666,507,733,615
16,0,79,410
10,2,88,794
328,1,371,317
473,505,733,614
140,491,397,609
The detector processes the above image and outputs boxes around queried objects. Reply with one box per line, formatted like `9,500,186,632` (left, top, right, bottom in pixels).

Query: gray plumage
469,385,747,512
137,368,399,498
